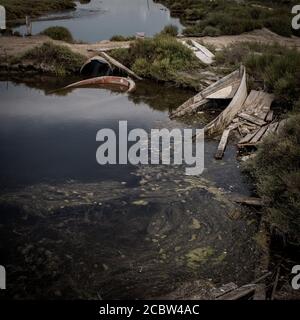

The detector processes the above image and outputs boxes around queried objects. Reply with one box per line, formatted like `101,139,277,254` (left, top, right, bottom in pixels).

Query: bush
110,35,135,42
110,34,202,84
160,24,178,37
20,42,85,75
202,26,221,36
244,114,300,244
41,26,73,42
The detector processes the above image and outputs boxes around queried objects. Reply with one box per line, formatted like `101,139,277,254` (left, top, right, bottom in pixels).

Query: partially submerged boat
62,76,136,93
80,56,113,77
170,66,245,119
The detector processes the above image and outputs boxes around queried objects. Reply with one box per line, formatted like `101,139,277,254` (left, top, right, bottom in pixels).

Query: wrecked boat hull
170,67,244,119
63,76,136,93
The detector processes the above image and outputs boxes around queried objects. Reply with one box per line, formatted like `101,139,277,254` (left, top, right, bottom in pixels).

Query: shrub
41,26,73,42
110,34,202,84
244,114,300,245
202,26,221,36
20,42,85,75
110,35,135,42
160,24,179,37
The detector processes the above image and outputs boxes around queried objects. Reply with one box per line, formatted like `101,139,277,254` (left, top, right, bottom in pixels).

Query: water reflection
15,0,183,42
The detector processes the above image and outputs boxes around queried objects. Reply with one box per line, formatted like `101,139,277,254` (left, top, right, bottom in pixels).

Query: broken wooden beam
265,110,274,122
238,128,260,145
230,195,263,207
250,125,269,144
98,51,143,80
238,112,267,126
215,128,231,160
216,284,257,300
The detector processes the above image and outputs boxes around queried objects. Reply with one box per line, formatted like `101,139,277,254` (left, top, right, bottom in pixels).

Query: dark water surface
0,78,259,299
15,0,183,42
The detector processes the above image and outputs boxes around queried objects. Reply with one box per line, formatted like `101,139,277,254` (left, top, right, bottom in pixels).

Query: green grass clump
110,35,135,42
244,114,300,245
159,24,179,37
20,42,85,75
41,26,73,43
110,34,203,85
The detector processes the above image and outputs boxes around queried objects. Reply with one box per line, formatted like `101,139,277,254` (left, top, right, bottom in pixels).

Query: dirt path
1,28,299,61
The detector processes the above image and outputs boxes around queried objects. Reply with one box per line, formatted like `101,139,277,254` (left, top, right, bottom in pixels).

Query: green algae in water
189,217,201,230
185,247,214,269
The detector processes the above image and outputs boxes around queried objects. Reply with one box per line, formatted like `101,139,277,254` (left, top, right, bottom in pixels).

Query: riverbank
1,28,300,85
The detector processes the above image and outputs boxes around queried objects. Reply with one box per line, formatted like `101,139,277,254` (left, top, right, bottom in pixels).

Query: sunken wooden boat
170,66,245,119
62,76,136,93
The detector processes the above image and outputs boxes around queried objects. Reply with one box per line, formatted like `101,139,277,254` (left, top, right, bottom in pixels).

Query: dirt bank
1,28,300,62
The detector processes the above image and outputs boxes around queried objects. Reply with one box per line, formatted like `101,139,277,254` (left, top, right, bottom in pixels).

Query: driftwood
230,195,263,207
215,129,231,160
216,284,257,300
98,52,143,80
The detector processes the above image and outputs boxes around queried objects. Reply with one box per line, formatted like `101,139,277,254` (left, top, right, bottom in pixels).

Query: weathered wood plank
215,129,231,159
265,110,274,122
238,128,260,144
238,112,267,126
250,125,269,143
98,52,143,80
230,195,263,207
216,284,256,300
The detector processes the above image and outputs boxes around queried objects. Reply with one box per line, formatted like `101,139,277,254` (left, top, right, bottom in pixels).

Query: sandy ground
1,28,300,61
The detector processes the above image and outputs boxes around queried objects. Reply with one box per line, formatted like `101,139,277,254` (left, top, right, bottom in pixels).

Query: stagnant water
0,78,259,299
15,0,184,42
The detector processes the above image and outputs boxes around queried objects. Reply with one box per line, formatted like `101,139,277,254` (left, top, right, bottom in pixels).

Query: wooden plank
98,52,143,80
238,128,260,144
260,121,279,141
238,112,266,126
265,110,274,122
240,90,274,120
249,125,269,144
215,129,231,159
230,195,263,207
212,283,238,299
216,284,256,300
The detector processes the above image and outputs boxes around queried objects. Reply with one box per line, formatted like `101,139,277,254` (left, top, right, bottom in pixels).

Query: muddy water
15,0,183,42
0,78,259,299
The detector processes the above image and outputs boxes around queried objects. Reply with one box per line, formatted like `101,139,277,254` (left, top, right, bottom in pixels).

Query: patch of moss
185,246,214,269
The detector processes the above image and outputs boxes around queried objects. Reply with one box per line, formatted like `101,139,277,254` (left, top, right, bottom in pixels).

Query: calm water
15,0,183,42
0,79,250,194
0,79,258,299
